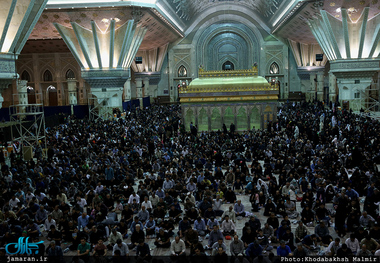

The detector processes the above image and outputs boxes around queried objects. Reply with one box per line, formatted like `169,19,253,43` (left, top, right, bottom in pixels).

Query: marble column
308,73,316,101
317,72,324,101
136,78,143,108
144,77,150,98
123,78,131,101
329,73,337,103
67,78,77,105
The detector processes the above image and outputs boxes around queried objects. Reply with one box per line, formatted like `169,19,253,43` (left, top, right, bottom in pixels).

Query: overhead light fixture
336,7,341,13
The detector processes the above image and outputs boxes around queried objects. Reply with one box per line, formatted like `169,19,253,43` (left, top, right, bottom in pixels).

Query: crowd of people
0,101,380,263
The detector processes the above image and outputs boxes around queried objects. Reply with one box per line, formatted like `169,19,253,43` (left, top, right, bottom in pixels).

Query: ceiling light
336,8,341,13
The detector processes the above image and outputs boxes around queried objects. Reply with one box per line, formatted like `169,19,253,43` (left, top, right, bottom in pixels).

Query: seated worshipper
222,206,236,223
162,219,175,236
184,198,195,212
152,205,166,221
35,205,48,225
144,216,156,238
129,224,145,249
130,199,140,214
204,206,216,221
359,211,375,229
295,221,309,243
357,244,373,256
245,241,263,259
207,225,224,249
336,243,353,257
225,188,237,204
301,206,315,226
315,221,332,245
170,235,186,257
221,215,236,236
93,239,107,257
266,213,279,235
25,220,40,238
284,199,298,219
293,243,309,257
186,207,199,224
113,239,129,256
277,240,293,257
257,229,273,251
315,203,332,226
108,228,123,250
230,235,245,256
325,238,341,256
89,225,105,246
178,217,191,238
360,235,380,254
302,234,319,251
168,204,182,224
185,228,199,248
204,217,218,236
369,222,380,243
116,219,129,239
263,199,276,217
234,200,245,219
213,195,224,217
46,241,63,257
248,215,262,232
141,196,153,214
281,227,295,251
137,206,149,224
211,238,227,256
154,228,171,248
130,216,143,233
233,178,244,194
242,227,256,248
44,214,57,232
355,227,368,243
77,238,91,262
262,223,275,243
149,193,159,209
194,217,207,236
47,225,62,246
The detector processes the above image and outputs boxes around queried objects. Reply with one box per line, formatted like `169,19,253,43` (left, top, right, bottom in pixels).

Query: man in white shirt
44,215,57,232
325,238,341,256
170,236,186,257
345,234,360,255
109,229,123,249
128,193,140,204
221,215,236,236
141,196,153,213
76,196,87,210
222,206,236,223
149,193,159,208
95,182,104,194
25,190,35,203
9,196,20,210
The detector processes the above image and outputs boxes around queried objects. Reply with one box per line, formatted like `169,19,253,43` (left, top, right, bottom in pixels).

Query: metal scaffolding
88,93,113,121
351,80,380,120
9,92,47,160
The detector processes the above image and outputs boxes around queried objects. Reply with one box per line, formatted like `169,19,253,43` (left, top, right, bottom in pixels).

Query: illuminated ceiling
19,0,380,54
166,0,285,21
26,7,179,51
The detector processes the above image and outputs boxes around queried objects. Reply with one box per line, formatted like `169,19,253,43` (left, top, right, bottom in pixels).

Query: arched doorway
222,61,234,71
47,85,58,106
27,86,36,104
